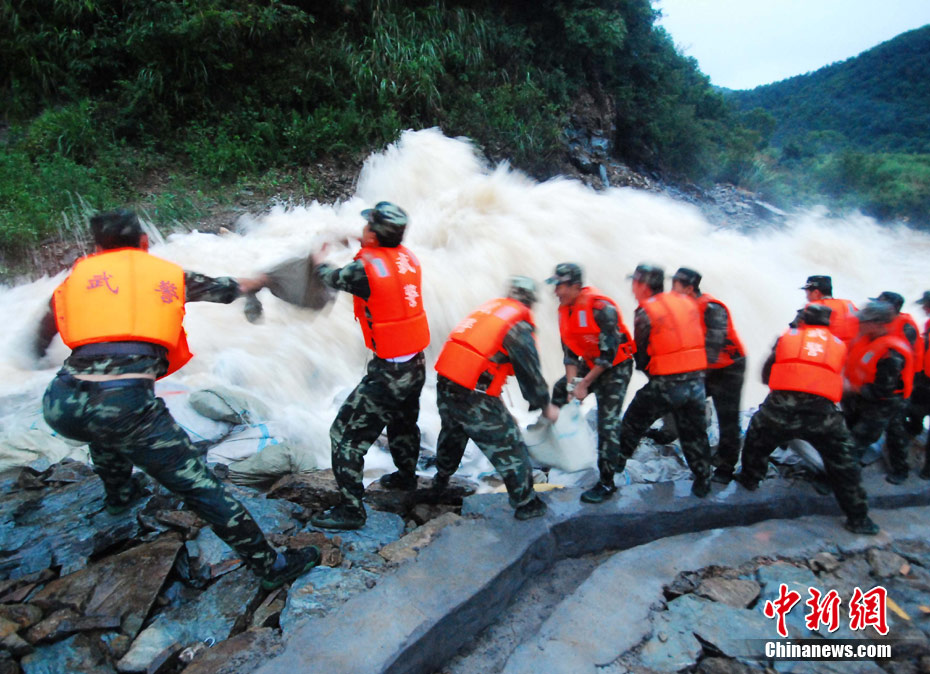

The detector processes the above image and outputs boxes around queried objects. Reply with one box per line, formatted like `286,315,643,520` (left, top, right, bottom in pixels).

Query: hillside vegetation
727,25,930,223
1,0,927,277
0,0,756,269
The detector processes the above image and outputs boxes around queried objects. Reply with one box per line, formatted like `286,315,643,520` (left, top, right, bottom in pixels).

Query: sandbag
225,442,318,487
189,386,270,425
205,422,284,464
524,401,597,473
264,255,335,309
156,383,231,445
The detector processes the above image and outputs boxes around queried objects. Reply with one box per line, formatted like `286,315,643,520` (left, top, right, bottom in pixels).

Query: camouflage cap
90,209,144,249
857,300,895,325
916,290,930,307
628,263,665,291
545,263,583,286
672,267,702,290
870,291,904,313
801,275,832,295
361,201,408,241
507,275,538,306
801,303,832,327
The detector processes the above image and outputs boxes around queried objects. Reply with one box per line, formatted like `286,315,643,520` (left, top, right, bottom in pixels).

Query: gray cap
916,290,930,307
545,262,583,286
507,276,538,306
672,267,702,290
361,201,408,241
801,275,832,295
871,291,904,313
801,304,833,327
857,300,895,325
629,263,665,291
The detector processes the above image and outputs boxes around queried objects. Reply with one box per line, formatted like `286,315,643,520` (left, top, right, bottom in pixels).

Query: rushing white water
1,127,928,480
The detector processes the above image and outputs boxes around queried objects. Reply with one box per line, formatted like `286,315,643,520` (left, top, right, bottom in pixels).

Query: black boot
580,481,617,504
378,470,418,491
260,546,321,590
514,496,548,520
310,504,366,530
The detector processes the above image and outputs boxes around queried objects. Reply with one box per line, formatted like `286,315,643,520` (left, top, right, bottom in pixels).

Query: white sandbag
206,423,284,464
189,386,270,425
226,442,318,486
0,415,89,472
785,439,826,473
524,401,597,473
156,383,231,444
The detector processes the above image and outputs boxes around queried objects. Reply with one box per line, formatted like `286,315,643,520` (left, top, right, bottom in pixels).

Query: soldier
734,304,878,535
793,275,859,344
546,263,636,504
670,267,747,483
844,300,914,484
619,264,713,497
432,277,558,519
36,210,319,590
908,291,930,479
309,202,429,530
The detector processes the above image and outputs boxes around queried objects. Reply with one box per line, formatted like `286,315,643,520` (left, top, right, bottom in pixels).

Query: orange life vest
889,312,923,374
352,245,430,359
768,326,846,402
696,293,746,369
557,287,634,369
53,248,192,378
808,297,858,343
924,319,930,378
845,334,914,398
640,292,707,375
434,297,533,396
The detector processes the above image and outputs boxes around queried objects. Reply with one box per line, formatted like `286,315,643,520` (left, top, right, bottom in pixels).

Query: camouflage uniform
435,320,549,508
701,299,745,472
843,347,911,474
552,301,633,486
618,306,712,482
38,272,278,576
317,260,425,513
740,345,870,520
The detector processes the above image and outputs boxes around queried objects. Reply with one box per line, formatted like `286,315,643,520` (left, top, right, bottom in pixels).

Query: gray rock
30,537,181,639
179,627,282,674
809,552,841,573
307,509,405,565
695,577,761,608
117,567,260,673
866,548,908,578
279,566,380,634
21,633,116,674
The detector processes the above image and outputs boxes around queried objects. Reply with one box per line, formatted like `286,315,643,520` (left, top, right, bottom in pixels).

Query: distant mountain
726,25,930,154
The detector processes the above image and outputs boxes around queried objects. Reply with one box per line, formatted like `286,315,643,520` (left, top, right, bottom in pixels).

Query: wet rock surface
0,461,472,673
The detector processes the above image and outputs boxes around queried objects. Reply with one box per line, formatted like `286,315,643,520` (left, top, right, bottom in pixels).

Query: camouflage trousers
619,374,712,482
42,373,277,575
553,360,633,485
435,377,535,508
742,391,869,519
330,353,425,512
843,393,911,475
705,359,745,472
653,359,746,473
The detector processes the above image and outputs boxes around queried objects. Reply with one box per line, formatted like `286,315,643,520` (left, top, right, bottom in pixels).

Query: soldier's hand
573,379,590,401
311,243,330,267
542,404,559,423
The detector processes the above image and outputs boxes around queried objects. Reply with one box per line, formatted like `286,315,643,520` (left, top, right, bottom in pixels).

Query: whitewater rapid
1,128,927,479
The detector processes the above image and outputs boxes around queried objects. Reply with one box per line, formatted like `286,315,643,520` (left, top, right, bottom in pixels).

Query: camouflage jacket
315,260,370,300
504,321,551,410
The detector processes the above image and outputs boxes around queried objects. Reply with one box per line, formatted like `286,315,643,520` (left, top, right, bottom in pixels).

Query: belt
58,371,155,391
71,342,166,359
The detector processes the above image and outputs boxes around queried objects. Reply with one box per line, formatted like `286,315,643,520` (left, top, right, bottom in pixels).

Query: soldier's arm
761,343,777,385
703,301,728,364
183,271,242,303
592,301,621,369
904,322,918,349
633,307,651,372
562,340,581,368
789,307,803,329
863,350,906,400
503,321,551,411
315,260,371,300
34,298,58,358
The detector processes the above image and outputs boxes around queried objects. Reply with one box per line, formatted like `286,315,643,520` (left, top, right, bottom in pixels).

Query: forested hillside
728,26,930,154
1,0,928,276
0,0,756,264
